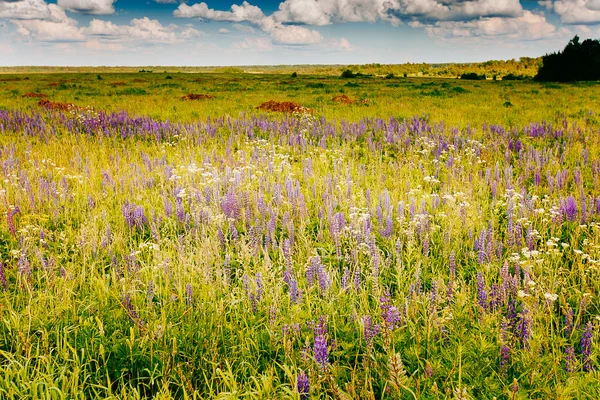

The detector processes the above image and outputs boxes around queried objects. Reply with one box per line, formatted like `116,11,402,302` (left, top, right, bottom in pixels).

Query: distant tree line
535,36,600,82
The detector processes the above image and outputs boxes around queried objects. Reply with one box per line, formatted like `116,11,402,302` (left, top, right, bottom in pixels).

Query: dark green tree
536,36,600,82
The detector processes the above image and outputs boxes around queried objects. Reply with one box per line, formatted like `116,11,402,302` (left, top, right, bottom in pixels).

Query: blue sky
1,0,599,66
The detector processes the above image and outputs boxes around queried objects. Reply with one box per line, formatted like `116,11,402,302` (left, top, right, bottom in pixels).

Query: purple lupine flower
517,306,531,349
449,251,456,278
186,283,193,307
255,273,264,301
476,272,488,312
313,318,329,370
217,226,226,248
561,196,578,221
6,206,20,237
341,267,350,290
0,262,7,290
565,308,574,335
422,236,430,257
289,279,299,304
447,280,454,302
500,345,510,373
307,256,329,294
297,371,309,400
314,334,328,370
163,196,173,217
380,292,401,331
363,316,380,347
429,280,438,306
317,264,330,294
221,191,240,219
249,292,257,313
146,280,154,303
565,345,575,373
122,293,144,326
580,322,593,371
489,283,501,311
353,268,361,293
243,274,251,296
175,197,185,223
18,252,31,282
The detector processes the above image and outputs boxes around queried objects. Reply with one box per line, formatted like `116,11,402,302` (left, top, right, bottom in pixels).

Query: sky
1,0,600,66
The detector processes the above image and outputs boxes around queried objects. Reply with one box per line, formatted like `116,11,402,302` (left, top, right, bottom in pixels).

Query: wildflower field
0,72,599,399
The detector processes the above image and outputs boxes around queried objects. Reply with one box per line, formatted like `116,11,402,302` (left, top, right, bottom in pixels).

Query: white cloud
181,24,204,38
270,0,523,26
390,0,523,21
174,1,322,44
418,10,561,42
56,0,116,15
154,0,179,3
271,0,395,26
219,27,230,33
0,0,53,20
264,22,322,44
174,0,527,44
547,0,600,24
339,37,352,50
12,3,85,41
174,1,265,22
84,17,182,44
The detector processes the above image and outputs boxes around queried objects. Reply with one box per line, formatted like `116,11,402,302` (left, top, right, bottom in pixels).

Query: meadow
0,71,599,399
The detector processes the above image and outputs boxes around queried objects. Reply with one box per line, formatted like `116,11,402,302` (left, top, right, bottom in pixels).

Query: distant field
1,71,599,128
0,71,599,399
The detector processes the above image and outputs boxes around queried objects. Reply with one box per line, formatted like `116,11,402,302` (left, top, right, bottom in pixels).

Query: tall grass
0,78,598,399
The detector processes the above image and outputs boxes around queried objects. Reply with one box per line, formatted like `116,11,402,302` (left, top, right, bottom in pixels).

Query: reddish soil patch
22,92,48,98
181,93,215,101
111,81,127,86
133,79,146,83
332,95,353,104
38,99,81,112
331,95,370,105
47,82,61,87
257,100,313,114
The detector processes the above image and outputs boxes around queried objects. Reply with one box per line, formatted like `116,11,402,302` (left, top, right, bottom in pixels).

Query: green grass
0,71,598,399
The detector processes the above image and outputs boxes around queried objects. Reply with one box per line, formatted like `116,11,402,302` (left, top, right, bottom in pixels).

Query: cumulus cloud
12,3,85,41
5,1,204,46
0,0,53,20
387,0,523,22
271,0,396,25
417,10,561,42
174,1,265,22
84,17,185,44
339,37,352,50
176,0,524,29
56,0,116,15
174,1,322,44
544,0,600,24
174,0,529,44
